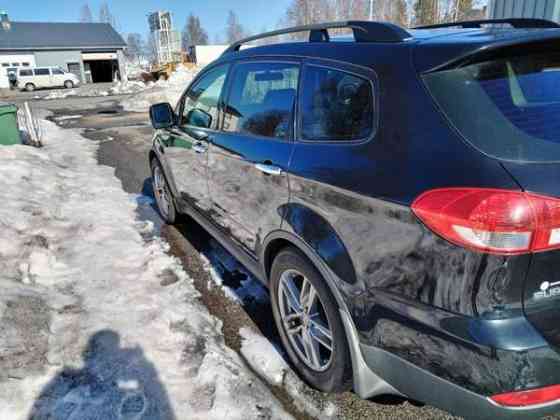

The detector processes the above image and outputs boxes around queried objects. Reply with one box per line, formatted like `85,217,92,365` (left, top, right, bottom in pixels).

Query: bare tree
99,2,118,29
225,10,246,43
125,33,144,63
80,4,93,23
285,0,333,27
182,14,209,50
145,32,158,66
411,0,440,25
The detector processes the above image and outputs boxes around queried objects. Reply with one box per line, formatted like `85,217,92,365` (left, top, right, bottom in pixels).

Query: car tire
150,158,178,224
25,83,35,92
270,247,353,393
64,80,74,89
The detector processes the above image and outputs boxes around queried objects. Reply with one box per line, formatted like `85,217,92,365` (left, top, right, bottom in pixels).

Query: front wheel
270,247,352,393
151,159,178,224
64,80,74,89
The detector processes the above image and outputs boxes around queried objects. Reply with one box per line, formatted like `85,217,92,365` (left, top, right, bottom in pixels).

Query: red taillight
411,188,560,255
491,384,560,407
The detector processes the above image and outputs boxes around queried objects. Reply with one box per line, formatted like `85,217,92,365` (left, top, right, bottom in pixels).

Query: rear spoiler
421,31,560,74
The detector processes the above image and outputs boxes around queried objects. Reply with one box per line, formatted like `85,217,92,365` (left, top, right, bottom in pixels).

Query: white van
17,67,81,92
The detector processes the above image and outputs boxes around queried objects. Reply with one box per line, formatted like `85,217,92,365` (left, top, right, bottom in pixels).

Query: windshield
424,51,560,163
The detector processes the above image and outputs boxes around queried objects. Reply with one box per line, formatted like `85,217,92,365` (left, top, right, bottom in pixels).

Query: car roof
219,22,560,74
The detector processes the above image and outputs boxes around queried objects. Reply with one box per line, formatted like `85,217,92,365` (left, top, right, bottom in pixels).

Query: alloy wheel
278,269,333,371
153,166,170,219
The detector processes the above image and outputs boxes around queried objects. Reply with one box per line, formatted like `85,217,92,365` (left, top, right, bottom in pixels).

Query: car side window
181,65,228,130
34,68,50,76
300,65,374,142
52,68,64,75
222,62,300,140
19,69,32,76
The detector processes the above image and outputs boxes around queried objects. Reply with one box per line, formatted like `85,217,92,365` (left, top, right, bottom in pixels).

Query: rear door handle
255,163,282,176
193,142,208,154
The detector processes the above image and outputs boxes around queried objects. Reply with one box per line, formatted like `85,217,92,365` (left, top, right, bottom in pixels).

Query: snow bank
0,119,291,419
240,327,288,386
121,65,200,113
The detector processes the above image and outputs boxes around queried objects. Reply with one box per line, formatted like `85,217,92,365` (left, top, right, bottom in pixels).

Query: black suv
149,19,560,419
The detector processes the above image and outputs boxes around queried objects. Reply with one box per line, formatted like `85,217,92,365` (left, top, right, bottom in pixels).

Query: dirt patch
0,293,51,380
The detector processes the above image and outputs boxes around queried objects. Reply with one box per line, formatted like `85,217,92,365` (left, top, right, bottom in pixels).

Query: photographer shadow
28,329,176,420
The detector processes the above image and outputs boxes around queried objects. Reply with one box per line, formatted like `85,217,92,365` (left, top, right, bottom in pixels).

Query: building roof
0,22,126,50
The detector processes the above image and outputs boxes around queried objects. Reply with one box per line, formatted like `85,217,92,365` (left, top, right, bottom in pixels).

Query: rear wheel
25,83,35,92
270,247,352,393
151,158,178,224
64,80,74,89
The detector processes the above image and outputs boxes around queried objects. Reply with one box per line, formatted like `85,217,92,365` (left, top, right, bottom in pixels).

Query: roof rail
414,18,560,30
223,21,412,55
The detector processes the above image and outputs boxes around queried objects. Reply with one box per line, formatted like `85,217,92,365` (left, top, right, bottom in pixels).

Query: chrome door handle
192,142,208,154
255,163,282,176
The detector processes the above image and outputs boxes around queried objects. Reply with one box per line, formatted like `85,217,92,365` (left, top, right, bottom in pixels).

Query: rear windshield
424,51,560,162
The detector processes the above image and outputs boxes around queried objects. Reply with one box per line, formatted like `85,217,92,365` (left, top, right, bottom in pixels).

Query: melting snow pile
0,118,291,419
120,65,201,113
240,328,338,419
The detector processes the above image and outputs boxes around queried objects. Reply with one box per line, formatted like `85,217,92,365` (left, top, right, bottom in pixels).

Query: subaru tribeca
148,19,560,419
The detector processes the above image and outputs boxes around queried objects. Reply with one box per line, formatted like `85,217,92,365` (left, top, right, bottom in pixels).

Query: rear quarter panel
284,43,549,395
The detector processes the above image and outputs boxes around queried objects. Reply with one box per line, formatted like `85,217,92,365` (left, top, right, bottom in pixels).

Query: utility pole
369,0,374,20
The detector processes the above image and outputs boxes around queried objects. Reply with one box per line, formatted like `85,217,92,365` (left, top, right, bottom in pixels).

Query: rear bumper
359,343,560,420
339,308,560,419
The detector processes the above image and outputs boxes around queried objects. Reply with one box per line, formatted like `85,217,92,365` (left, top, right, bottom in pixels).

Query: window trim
176,63,230,134
296,60,379,145
218,58,302,143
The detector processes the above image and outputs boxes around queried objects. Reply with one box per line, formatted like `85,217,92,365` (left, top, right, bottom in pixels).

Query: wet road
41,97,461,420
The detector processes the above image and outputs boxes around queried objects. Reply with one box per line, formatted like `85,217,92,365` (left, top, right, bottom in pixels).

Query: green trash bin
0,103,20,146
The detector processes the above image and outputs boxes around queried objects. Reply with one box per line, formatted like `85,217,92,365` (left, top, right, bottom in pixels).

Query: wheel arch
262,230,352,311
261,230,400,399
149,146,180,200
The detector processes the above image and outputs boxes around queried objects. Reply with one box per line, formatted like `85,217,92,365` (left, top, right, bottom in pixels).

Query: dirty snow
201,244,339,419
120,65,201,113
240,327,288,386
240,328,339,419
0,118,291,419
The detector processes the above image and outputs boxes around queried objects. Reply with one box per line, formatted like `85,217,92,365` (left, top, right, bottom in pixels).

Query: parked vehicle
148,19,560,419
17,66,80,91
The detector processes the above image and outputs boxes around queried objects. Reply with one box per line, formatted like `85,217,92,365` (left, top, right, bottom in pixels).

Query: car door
157,64,229,215
51,67,66,86
208,59,299,254
33,68,51,88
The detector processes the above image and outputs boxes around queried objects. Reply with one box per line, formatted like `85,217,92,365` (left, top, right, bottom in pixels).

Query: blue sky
4,0,293,41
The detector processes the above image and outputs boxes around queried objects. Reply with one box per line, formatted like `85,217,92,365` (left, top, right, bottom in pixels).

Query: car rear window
424,51,560,162
300,66,374,142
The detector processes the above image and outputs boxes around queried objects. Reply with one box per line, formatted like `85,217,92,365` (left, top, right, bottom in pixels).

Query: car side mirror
150,102,175,129
185,108,212,129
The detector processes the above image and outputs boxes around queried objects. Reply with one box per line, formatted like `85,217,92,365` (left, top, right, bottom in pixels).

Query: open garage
0,15,126,84
83,52,120,83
